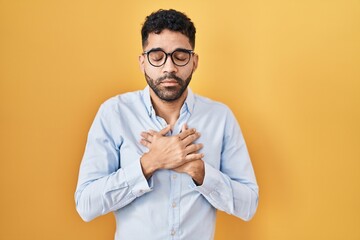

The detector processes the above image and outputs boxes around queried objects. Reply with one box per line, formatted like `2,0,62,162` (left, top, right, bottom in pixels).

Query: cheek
144,65,160,79
180,66,194,78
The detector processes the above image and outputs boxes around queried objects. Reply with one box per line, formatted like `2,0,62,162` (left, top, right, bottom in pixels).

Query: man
75,9,258,240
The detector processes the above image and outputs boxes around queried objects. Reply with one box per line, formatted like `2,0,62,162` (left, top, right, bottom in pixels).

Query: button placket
169,113,188,239
169,169,181,239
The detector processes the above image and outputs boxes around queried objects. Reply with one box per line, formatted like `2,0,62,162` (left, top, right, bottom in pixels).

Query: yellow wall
1,0,359,239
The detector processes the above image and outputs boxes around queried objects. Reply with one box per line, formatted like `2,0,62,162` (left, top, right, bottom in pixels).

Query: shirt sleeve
191,108,259,221
74,104,153,222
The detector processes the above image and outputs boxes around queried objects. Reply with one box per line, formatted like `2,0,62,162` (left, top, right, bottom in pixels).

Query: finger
181,123,188,132
159,125,172,136
140,132,149,138
140,139,151,148
141,132,153,142
182,131,201,146
147,130,157,135
178,128,196,140
184,152,204,162
185,143,203,155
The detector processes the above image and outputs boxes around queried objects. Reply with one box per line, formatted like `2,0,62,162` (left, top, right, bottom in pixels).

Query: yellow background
1,0,359,239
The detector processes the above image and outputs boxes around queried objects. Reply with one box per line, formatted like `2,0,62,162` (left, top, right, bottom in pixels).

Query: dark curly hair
141,9,196,49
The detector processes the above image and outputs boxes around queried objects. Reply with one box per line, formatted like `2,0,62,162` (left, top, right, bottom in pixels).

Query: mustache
157,73,183,83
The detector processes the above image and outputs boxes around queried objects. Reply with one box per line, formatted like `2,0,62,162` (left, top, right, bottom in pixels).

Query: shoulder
98,90,143,115
193,93,232,114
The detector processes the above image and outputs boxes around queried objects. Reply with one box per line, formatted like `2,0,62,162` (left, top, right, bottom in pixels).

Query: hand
172,124,205,185
173,159,205,185
140,124,203,178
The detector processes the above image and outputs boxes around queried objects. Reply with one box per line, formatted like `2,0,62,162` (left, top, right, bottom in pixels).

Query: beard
145,71,193,102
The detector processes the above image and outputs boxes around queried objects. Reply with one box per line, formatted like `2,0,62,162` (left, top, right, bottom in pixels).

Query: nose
162,55,178,73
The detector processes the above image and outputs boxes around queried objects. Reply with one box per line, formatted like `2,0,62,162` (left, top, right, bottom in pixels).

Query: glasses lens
172,50,191,66
148,50,166,66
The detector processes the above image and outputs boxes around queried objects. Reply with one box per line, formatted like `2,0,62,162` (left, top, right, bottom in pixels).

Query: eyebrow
145,47,193,53
147,47,163,52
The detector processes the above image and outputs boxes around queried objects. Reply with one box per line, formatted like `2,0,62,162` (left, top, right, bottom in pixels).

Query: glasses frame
142,48,195,67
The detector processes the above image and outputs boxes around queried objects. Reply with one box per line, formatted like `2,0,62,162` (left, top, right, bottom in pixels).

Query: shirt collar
184,87,195,114
142,85,195,117
142,86,153,116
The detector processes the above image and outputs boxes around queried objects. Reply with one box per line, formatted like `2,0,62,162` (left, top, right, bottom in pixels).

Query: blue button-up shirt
75,86,258,240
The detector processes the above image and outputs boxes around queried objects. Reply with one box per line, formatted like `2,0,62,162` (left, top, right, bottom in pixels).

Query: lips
161,81,178,87
162,79,177,83
159,78,179,86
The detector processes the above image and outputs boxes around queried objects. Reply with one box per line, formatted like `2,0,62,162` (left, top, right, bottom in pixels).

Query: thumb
159,125,172,136
181,123,188,132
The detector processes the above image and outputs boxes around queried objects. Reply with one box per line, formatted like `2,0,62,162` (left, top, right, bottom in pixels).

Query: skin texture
138,29,205,185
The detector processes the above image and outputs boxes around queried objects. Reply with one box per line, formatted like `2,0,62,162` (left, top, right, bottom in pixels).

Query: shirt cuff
123,159,153,197
190,162,220,196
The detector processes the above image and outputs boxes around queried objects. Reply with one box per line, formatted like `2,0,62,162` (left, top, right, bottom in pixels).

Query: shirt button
172,174,177,179
171,230,176,236
172,202,177,208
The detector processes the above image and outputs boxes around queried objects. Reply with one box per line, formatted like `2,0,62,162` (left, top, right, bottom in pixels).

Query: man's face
139,29,198,102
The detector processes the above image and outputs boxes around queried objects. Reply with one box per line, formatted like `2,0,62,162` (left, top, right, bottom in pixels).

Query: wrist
140,153,159,179
191,161,205,186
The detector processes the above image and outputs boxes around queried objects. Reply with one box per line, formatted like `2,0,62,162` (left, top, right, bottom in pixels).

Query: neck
149,88,188,126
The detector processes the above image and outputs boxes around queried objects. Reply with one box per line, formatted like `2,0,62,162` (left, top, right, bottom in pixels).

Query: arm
139,125,203,178
140,116,258,221
75,106,204,222
193,109,259,221
140,124,205,184
74,105,152,222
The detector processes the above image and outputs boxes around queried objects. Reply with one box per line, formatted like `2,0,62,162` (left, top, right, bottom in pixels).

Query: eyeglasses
142,48,194,67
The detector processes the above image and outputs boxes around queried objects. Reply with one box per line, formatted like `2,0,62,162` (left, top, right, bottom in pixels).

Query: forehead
145,29,192,51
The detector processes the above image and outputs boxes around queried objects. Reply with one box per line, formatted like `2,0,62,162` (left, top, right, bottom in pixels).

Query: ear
139,54,145,74
192,53,199,72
